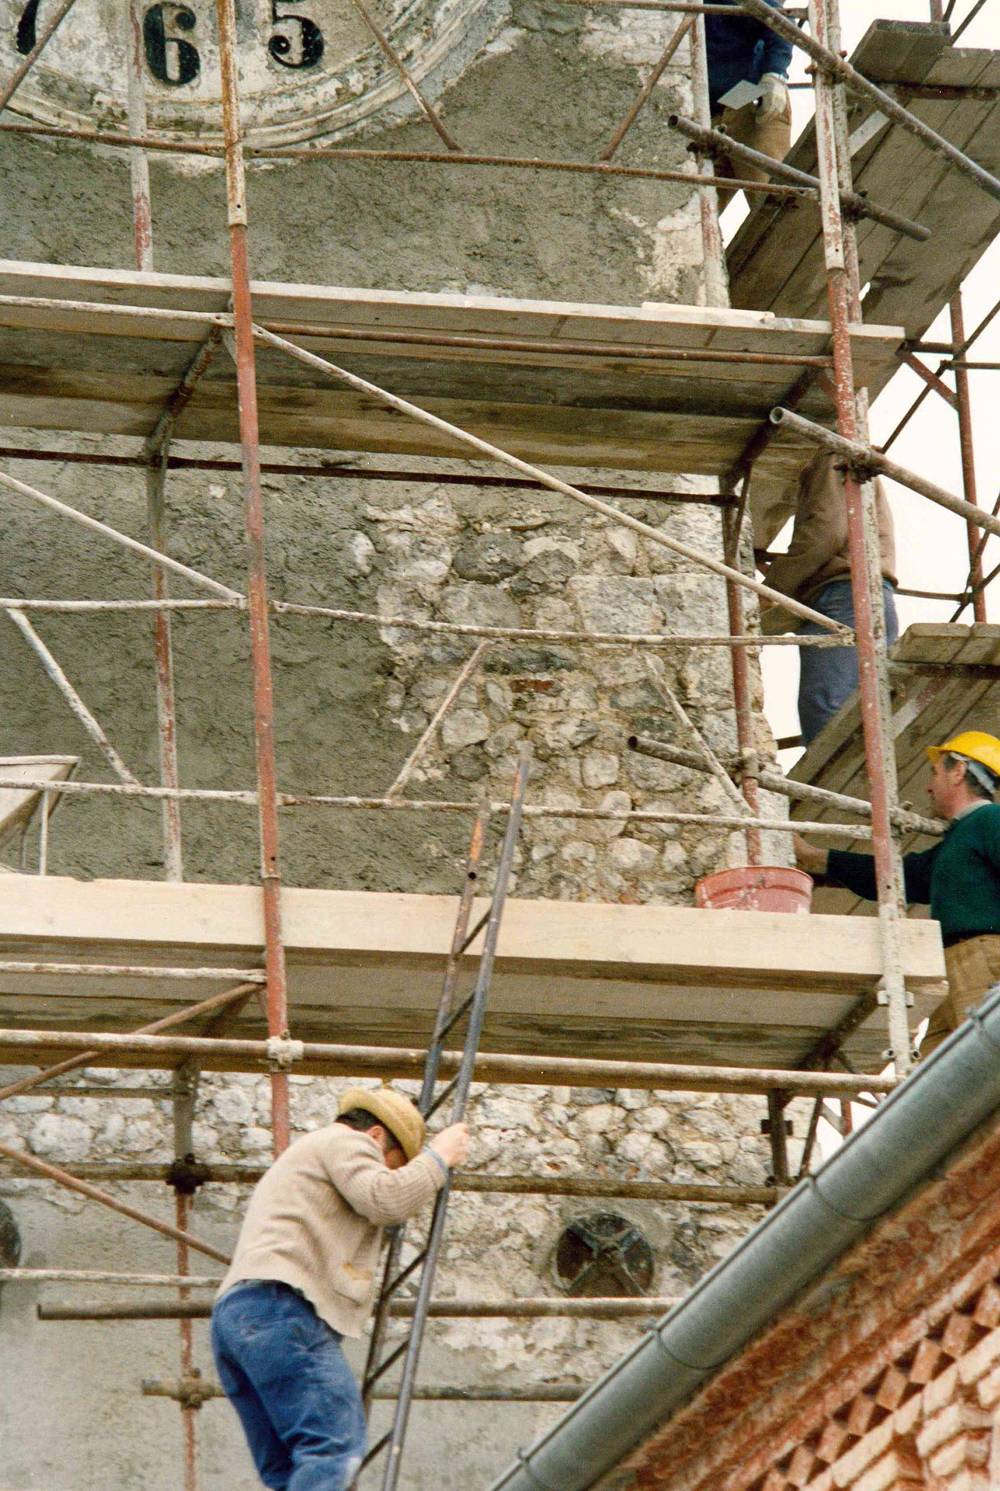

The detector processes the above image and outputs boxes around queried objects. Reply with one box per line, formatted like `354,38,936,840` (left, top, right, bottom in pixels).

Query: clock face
2,0,509,145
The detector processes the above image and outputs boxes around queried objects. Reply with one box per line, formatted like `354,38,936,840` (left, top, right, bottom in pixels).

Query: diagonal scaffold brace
357,746,531,1491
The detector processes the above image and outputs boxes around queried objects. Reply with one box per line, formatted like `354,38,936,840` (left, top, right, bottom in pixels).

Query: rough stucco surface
0,10,786,1489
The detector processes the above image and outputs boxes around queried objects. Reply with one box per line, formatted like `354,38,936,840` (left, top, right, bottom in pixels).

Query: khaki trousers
921,934,1000,1056
715,97,793,211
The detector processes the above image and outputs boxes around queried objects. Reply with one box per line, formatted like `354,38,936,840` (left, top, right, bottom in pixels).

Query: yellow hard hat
927,731,1000,779
338,1085,424,1162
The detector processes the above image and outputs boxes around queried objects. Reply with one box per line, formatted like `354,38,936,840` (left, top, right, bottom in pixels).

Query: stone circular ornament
554,1212,655,1298
2,0,509,146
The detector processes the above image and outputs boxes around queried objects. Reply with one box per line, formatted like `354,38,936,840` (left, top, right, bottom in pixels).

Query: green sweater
826,802,1000,947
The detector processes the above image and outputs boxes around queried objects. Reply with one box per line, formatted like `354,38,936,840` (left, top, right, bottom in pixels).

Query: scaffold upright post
172,1077,200,1491
723,476,762,864
126,0,153,272
146,451,184,882
809,0,911,1078
948,291,988,623
688,10,727,308
215,0,292,1151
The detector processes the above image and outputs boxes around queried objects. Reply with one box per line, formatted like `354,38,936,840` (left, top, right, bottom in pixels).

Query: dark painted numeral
15,0,41,54
268,0,323,68
143,2,200,86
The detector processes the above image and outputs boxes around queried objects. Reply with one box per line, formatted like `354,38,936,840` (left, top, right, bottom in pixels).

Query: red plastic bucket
694,866,813,914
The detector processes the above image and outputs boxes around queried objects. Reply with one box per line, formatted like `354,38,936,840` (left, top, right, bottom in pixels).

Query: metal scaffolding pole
0,1027,895,1096
808,0,911,1078
689,11,727,309
947,290,988,624
723,480,762,864
146,453,185,882
125,0,153,272
214,0,291,1157
0,1167,789,1205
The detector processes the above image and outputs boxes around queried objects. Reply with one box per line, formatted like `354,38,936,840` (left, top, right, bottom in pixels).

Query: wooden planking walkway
729,21,1000,346
791,623,1000,916
727,20,1000,542
0,259,902,479
0,874,943,1073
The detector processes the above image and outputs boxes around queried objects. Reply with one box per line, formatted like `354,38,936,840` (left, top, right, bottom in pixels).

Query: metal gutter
487,983,1000,1491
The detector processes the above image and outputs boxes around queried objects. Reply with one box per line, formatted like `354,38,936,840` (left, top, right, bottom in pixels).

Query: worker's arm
758,0,794,83
794,834,937,905
325,1125,469,1227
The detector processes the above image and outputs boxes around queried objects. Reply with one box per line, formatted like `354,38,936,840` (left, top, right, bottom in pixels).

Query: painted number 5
268,0,324,67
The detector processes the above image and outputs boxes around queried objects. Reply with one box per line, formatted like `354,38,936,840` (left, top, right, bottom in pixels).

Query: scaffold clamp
875,982,914,1008
266,1035,304,1069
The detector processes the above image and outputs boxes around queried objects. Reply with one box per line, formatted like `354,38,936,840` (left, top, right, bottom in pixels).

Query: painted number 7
268,0,324,67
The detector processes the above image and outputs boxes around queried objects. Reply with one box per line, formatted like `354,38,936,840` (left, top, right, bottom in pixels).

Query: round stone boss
2,0,510,146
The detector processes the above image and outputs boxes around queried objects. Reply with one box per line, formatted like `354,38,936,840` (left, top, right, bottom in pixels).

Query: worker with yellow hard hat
795,730,1000,1056
211,1086,470,1489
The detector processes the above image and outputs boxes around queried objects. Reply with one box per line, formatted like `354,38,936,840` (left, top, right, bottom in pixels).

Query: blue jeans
211,1281,367,1491
797,578,899,746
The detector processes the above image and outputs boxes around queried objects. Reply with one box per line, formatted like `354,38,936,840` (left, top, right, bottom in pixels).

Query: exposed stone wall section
369,473,770,902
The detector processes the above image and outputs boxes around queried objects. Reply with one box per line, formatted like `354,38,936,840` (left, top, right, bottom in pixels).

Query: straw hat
338,1085,424,1162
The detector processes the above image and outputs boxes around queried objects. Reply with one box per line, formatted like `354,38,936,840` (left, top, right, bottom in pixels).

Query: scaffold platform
728,18,1000,540
730,20,1000,350
0,872,944,1073
0,259,903,480
792,622,1000,916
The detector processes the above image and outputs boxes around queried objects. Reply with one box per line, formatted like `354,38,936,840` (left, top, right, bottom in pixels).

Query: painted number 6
143,2,201,86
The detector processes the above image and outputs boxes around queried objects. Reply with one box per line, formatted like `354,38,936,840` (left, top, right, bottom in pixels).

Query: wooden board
0,873,944,1073
727,20,1000,541
0,259,903,480
0,755,78,853
790,623,1000,917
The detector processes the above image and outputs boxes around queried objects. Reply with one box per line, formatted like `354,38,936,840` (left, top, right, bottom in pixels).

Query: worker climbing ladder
357,744,532,1491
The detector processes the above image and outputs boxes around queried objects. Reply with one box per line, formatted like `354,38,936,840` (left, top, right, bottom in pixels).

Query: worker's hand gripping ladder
357,744,532,1491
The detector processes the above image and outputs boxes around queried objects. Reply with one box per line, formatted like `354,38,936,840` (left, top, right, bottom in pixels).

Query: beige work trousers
715,97,793,210
921,934,1000,1056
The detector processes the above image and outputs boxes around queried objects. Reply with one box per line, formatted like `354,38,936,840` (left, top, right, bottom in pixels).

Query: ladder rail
360,799,491,1414
378,746,532,1491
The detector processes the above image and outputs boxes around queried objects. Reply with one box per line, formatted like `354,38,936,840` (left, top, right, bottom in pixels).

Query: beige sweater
217,1123,444,1336
762,452,897,634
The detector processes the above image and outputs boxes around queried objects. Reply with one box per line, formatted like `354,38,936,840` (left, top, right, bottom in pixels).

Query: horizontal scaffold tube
0,1028,895,1096
669,114,929,241
770,408,1000,544
38,1297,683,1322
0,1166,786,1206
628,734,943,836
142,1376,584,1404
1,777,875,836
0,596,853,648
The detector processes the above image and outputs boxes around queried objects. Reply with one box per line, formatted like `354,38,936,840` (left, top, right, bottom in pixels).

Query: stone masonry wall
0,8,784,1489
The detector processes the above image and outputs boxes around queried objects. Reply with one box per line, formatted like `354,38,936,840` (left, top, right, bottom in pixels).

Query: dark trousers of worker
796,578,899,746
922,935,1000,1057
212,1280,367,1491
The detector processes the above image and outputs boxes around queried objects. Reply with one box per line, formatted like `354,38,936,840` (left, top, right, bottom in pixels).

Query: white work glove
757,72,789,123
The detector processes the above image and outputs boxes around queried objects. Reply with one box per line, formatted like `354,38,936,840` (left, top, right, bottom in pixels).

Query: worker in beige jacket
759,452,898,746
211,1085,469,1491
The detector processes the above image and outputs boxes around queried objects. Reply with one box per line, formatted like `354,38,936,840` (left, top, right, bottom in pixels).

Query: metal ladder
357,745,531,1491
